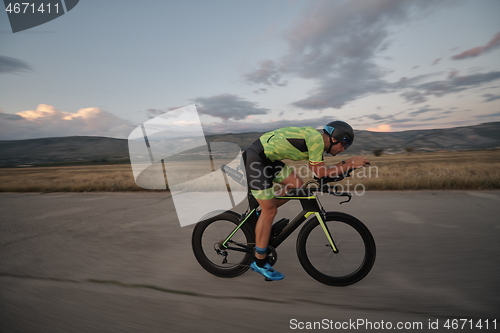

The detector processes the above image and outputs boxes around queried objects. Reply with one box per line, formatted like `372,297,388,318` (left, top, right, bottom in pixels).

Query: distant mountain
1,122,499,166
205,122,500,154
0,136,129,166
349,121,500,154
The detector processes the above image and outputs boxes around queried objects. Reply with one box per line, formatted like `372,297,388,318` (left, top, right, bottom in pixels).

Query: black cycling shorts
242,140,292,200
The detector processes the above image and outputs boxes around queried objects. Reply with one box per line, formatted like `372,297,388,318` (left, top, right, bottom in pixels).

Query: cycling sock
254,257,268,268
255,246,267,255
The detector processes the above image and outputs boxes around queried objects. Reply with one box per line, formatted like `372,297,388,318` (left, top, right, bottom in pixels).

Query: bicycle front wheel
296,212,376,286
192,212,255,278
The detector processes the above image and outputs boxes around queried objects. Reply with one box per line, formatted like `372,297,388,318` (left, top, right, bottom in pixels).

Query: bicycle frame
221,192,338,254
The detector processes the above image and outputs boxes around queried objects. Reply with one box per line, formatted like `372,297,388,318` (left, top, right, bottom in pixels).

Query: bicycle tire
192,211,255,278
296,212,376,286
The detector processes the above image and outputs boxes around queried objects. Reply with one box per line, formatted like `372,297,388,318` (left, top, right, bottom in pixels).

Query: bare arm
309,156,371,178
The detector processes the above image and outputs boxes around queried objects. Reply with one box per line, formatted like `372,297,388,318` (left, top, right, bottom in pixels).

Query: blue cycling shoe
250,261,284,281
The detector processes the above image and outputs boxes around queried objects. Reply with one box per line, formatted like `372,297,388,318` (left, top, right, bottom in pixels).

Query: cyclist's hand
343,157,370,169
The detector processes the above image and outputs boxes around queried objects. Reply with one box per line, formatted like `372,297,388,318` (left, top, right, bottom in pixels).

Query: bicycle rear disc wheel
192,212,254,278
297,212,376,286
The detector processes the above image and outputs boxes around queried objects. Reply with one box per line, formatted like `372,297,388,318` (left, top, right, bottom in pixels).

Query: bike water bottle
271,218,289,240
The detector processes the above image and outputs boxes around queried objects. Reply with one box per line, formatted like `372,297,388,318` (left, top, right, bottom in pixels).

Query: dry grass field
319,149,500,190
0,165,141,192
0,150,499,192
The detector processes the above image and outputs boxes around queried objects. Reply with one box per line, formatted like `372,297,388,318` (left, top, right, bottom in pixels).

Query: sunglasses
340,135,352,149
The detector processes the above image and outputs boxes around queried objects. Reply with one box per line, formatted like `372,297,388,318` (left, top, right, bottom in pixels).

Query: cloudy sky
1,0,499,140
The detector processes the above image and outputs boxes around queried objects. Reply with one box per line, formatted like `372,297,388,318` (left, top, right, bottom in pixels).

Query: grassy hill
207,122,500,154
0,136,129,166
351,122,500,154
1,122,499,166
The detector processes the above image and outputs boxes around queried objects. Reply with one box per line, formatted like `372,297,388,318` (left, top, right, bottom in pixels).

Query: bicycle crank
266,245,278,266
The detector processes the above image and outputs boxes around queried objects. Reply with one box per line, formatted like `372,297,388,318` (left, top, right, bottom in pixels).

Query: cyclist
242,120,370,281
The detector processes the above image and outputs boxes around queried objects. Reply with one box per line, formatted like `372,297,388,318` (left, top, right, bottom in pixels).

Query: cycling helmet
323,120,354,154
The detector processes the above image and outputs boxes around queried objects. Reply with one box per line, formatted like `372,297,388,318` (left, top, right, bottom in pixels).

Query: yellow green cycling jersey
259,126,325,165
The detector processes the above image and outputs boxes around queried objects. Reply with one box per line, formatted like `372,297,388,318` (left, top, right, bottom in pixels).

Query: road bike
191,165,376,286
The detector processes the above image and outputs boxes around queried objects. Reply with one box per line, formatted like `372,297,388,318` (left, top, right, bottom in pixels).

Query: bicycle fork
295,194,339,254
306,212,339,253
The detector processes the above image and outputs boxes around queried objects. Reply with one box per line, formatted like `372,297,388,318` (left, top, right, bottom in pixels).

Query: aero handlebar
221,164,369,204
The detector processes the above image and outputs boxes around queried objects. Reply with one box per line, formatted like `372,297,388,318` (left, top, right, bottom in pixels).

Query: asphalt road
1,191,499,332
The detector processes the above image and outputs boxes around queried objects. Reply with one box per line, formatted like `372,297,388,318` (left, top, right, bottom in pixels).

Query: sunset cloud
192,94,269,121
432,58,442,65
0,104,135,140
244,0,449,110
17,104,101,121
483,93,500,103
0,55,31,74
366,124,392,132
202,115,336,134
451,31,500,60
243,59,287,87
400,71,500,103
